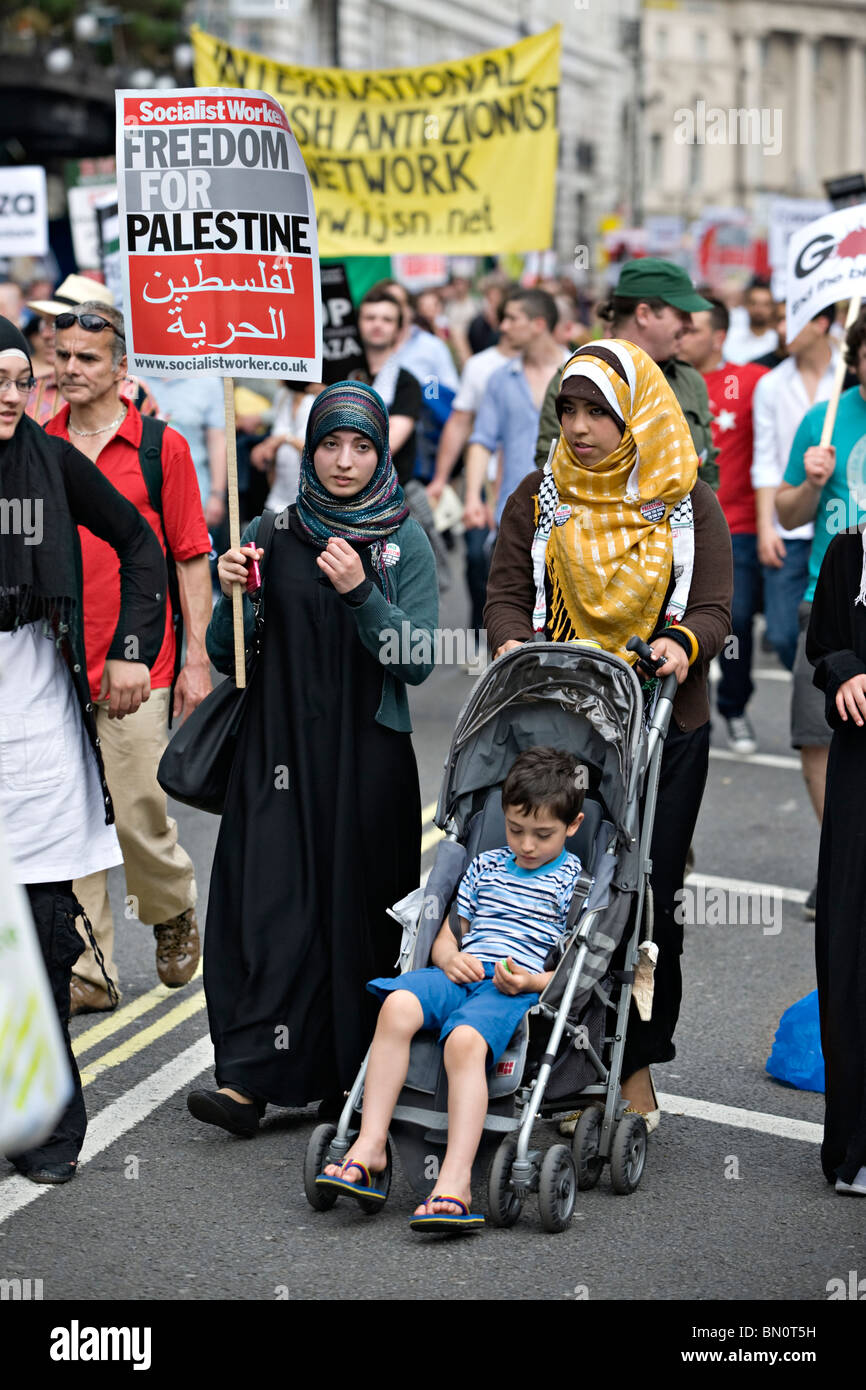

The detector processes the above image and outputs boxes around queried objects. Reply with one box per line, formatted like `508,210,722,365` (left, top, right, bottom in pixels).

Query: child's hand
494,958,538,996
442,952,485,985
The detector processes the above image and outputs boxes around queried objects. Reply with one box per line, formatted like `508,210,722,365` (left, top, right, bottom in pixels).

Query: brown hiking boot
70,976,117,1017
153,908,200,987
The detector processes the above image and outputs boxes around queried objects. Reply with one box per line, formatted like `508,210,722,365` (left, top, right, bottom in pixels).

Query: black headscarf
0,315,78,633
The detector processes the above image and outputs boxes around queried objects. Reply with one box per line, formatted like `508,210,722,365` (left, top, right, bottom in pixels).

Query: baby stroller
303,639,677,1232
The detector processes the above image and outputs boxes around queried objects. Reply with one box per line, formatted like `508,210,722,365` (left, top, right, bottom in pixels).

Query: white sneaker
726,714,757,755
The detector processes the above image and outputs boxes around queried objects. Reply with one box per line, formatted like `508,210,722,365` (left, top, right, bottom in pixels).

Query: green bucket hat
616,258,713,313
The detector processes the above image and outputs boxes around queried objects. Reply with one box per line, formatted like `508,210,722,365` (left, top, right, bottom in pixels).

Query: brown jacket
484,474,733,731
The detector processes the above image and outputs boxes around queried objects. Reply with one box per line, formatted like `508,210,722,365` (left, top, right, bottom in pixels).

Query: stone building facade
641,0,866,220
197,0,642,268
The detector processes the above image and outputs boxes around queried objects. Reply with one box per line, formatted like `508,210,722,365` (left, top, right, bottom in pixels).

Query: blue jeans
717,533,762,719
464,526,491,635
762,538,810,673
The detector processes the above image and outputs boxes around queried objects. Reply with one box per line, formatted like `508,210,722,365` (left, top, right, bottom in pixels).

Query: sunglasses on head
54,312,125,341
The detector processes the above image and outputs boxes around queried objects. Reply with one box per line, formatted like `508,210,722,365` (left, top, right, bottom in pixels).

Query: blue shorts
367,963,538,1066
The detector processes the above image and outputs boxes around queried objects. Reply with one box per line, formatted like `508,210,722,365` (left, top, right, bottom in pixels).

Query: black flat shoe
16,1161,77,1185
317,1093,346,1123
187,1090,260,1137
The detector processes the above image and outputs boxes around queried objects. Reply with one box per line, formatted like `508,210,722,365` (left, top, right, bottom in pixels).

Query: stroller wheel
609,1113,647,1194
538,1144,577,1233
303,1123,339,1210
486,1137,524,1228
356,1140,392,1216
572,1106,604,1190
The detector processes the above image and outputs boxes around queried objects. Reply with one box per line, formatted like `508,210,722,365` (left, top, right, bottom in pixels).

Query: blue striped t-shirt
456,847,583,973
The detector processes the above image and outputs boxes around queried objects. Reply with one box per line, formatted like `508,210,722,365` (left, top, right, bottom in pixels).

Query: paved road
2,560,863,1307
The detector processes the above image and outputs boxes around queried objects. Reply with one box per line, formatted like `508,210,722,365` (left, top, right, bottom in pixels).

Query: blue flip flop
409,1195,485,1233
314,1160,388,1206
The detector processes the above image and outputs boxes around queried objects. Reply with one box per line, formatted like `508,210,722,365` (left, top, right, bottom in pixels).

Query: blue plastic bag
766,990,825,1093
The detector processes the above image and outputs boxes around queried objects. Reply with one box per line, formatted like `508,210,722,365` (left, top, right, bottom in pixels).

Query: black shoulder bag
156,510,278,814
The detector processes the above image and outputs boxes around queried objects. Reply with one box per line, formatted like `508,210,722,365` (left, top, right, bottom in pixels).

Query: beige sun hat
28,273,114,317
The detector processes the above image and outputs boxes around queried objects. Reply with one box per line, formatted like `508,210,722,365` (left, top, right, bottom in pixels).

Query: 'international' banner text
191,26,560,256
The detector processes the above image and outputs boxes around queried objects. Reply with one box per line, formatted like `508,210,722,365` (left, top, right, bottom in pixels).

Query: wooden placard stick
820,295,862,447
223,376,246,689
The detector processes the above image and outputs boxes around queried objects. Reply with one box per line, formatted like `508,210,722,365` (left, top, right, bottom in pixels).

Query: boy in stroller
316,747,586,1230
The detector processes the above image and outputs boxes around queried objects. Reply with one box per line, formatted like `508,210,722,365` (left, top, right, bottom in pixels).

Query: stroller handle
627,635,679,708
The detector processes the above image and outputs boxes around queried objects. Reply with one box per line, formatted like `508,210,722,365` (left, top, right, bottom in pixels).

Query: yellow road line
72,960,203,1059
421,800,437,824
79,990,207,1087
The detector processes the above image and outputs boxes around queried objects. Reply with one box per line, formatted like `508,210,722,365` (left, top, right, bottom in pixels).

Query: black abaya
806,531,866,1185
204,512,421,1105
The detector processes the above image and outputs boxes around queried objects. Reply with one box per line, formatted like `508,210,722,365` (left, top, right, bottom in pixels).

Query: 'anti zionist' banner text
116,87,322,380
191,26,560,256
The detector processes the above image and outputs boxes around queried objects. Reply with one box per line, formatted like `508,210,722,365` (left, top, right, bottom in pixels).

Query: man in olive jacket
535,259,718,489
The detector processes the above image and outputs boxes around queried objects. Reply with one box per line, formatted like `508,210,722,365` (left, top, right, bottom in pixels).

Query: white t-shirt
723,308,778,365
0,625,122,884
750,353,838,540
453,346,512,414
265,390,315,513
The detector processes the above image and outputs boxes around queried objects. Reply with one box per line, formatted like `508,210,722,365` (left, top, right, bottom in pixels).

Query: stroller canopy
435,643,645,846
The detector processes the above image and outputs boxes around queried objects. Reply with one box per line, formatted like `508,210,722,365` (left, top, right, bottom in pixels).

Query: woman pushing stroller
485,341,732,1132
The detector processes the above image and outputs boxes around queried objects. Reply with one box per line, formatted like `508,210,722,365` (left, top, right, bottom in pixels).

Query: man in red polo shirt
681,296,768,754
46,302,212,1013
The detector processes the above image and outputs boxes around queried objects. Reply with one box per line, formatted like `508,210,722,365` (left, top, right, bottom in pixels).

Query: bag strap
248,508,278,658
138,417,185,728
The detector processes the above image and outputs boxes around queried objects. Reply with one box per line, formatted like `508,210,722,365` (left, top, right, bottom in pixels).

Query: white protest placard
115,87,322,381
786,203,866,344
0,820,72,1154
768,196,831,301
0,166,47,258
68,182,117,272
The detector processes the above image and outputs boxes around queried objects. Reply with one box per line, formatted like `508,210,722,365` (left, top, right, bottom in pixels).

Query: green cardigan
206,511,439,733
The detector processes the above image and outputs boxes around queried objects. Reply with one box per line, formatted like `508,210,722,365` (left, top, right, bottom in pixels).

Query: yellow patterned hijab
544,341,698,662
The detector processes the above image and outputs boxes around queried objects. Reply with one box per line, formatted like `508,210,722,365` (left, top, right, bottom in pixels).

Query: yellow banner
191,26,560,256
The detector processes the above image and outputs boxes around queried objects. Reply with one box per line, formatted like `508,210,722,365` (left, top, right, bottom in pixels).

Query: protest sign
68,184,117,271
786,202,866,344
115,87,322,381
0,817,72,1154
117,86,323,685
391,254,447,291
320,262,365,385
191,26,560,256
66,158,118,271
0,166,47,258
787,203,866,447
767,196,831,300
95,191,123,308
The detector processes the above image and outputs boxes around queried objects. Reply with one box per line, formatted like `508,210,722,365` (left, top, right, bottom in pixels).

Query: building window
656,27,667,56
695,31,707,61
576,140,595,173
688,140,702,190
576,191,588,245
650,132,663,185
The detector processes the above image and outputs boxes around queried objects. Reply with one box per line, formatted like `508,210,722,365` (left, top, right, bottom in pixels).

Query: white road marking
657,1092,822,1144
0,1035,212,1226
710,663,791,684
710,748,801,770
752,668,793,682
686,872,809,905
